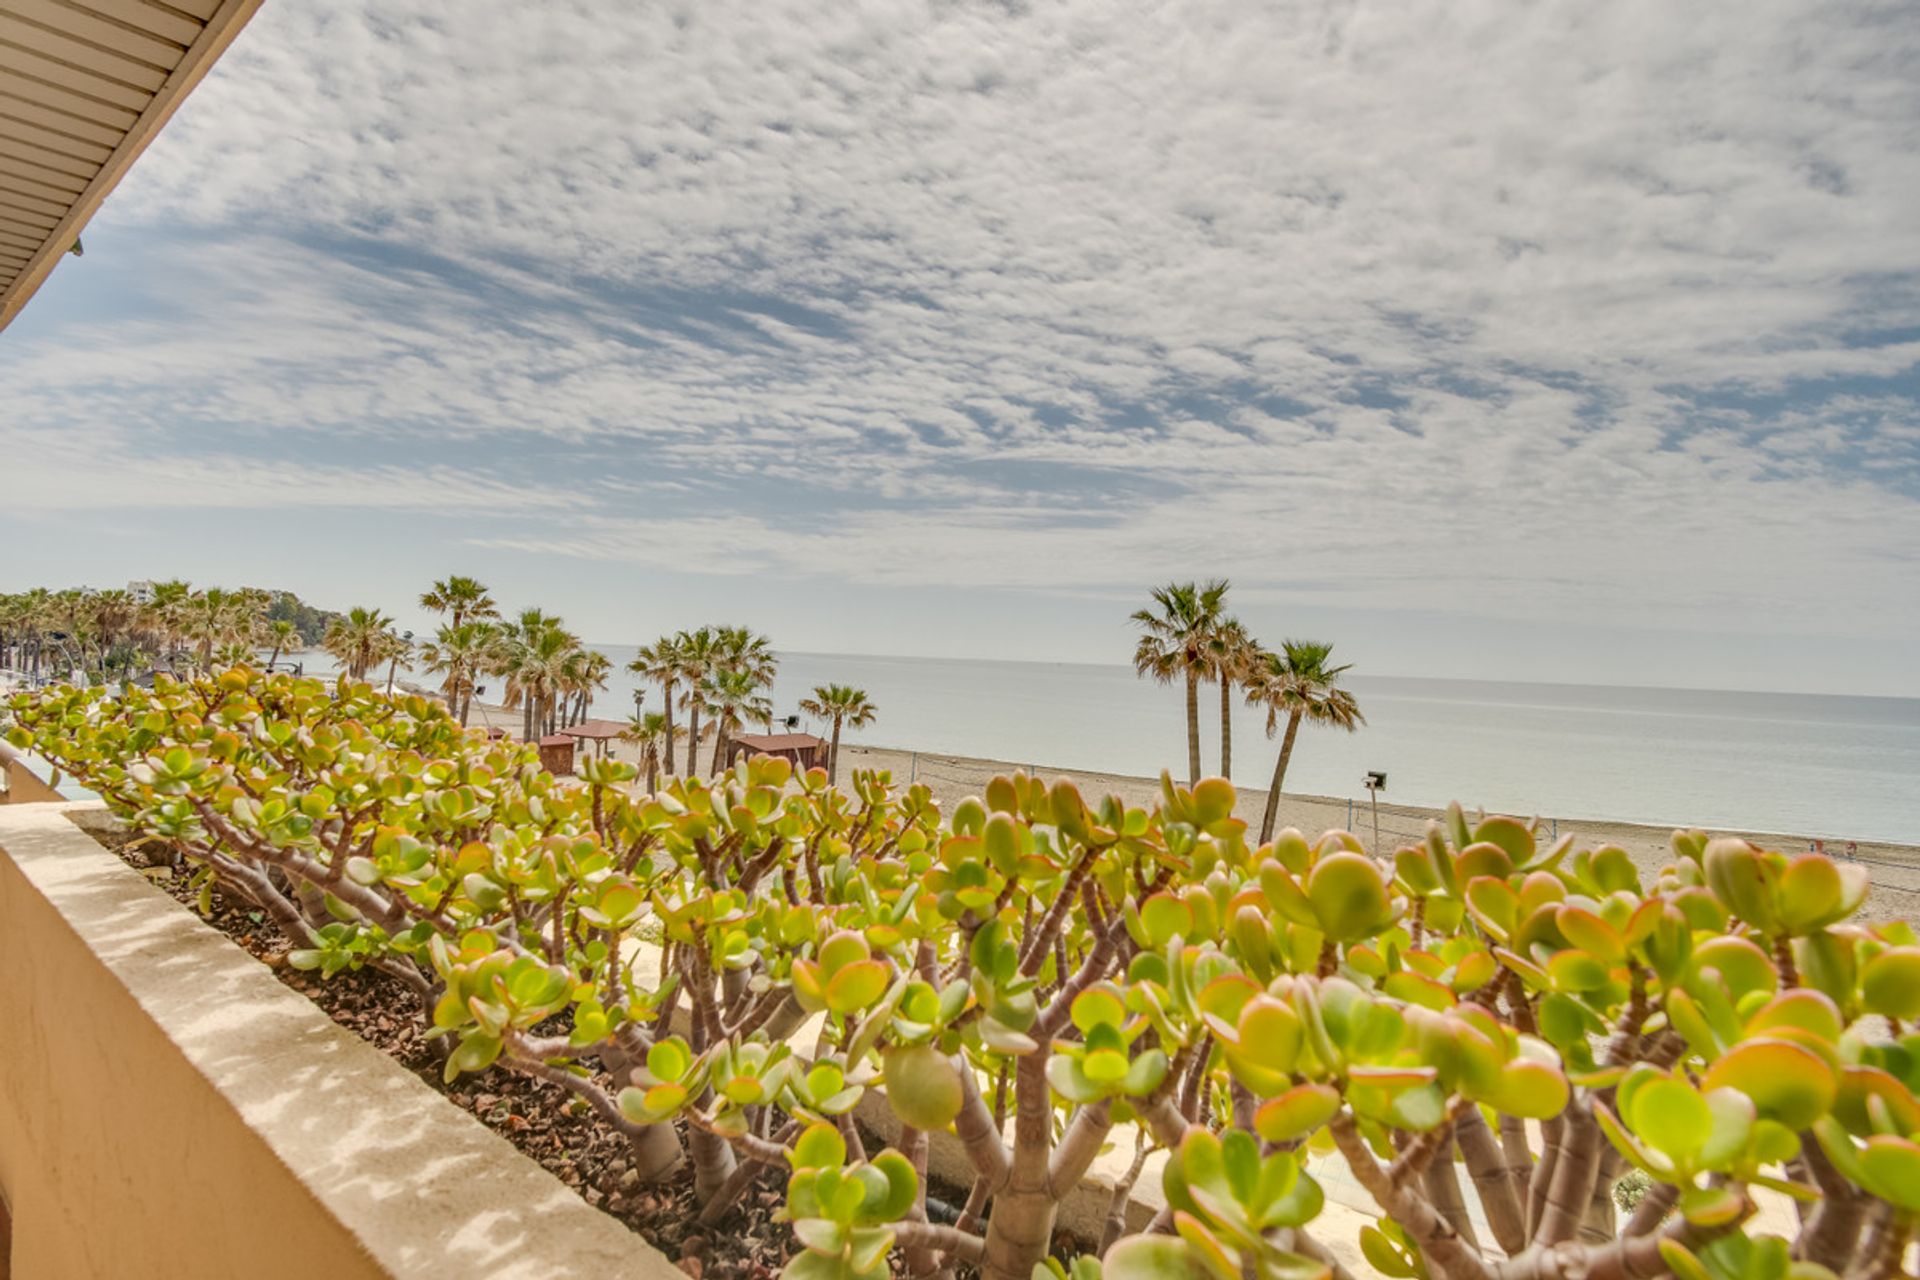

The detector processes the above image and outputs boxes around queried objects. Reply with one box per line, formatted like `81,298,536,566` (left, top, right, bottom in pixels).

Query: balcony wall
0,801,673,1280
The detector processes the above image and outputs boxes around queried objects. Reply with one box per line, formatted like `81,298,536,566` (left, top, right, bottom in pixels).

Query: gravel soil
93,823,797,1280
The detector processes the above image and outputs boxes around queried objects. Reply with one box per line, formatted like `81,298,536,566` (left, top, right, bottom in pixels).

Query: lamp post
1363,771,1387,857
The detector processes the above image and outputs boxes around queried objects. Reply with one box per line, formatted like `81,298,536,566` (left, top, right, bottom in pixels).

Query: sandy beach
435,678,1919,925
835,744,1920,924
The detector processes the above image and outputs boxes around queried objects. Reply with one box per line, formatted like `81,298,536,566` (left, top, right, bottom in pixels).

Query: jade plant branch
10,668,1920,1280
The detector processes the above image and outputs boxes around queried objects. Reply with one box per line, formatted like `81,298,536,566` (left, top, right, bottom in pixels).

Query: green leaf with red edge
1473,815,1536,864
1861,947,1920,1020
1307,853,1391,942
1631,1078,1713,1164
1691,937,1778,1003
1493,1058,1570,1120
1834,1065,1920,1137
1700,1038,1836,1130
1556,905,1624,964
1140,893,1194,946
826,959,890,1016
1104,1236,1204,1280
1594,1101,1672,1179
1235,996,1304,1072
1255,1084,1342,1142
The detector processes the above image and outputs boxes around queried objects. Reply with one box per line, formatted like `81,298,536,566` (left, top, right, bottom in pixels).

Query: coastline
838,743,1920,925
430,680,1920,925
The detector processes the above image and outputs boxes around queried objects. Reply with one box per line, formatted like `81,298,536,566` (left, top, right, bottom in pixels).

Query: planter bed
0,801,675,1279
67,804,823,1280
61,804,1047,1280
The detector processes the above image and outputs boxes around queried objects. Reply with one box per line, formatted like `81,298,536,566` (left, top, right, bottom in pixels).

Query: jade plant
11,668,1920,1280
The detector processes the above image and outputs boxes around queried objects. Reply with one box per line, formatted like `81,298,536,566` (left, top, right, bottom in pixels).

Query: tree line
0,582,334,687
396,576,879,785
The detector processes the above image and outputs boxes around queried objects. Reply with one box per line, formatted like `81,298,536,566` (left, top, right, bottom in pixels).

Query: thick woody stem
1048,1100,1114,1196
1622,1178,1679,1238
1331,1111,1492,1280
1497,1110,1536,1224
1287,1229,1364,1280
1455,1104,1527,1255
1495,1191,1749,1280
1390,1096,1470,1183
980,1055,1064,1280
696,1120,798,1226
893,1222,987,1267
1136,1090,1196,1150
953,1062,1011,1191
1100,1135,1152,1254
1426,1142,1482,1254
1534,1101,1604,1248
896,1125,938,1276
1796,1135,1867,1268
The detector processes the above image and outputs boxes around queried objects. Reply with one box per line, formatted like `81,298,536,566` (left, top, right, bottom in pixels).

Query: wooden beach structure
725,732,829,772
557,719,629,758
536,733,577,776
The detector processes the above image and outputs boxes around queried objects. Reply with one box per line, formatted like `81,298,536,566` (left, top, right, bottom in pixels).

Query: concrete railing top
0,801,678,1279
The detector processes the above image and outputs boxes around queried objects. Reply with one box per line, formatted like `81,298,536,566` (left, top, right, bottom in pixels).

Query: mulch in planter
91,824,807,1280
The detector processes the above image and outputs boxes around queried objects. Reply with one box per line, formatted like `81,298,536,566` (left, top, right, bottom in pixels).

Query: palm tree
675,627,720,775
180,588,252,668
562,649,612,727
1131,579,1231,785
498,612,579,739
144,580,192,669
263,619,299,672
420,576,498,630
1244,640,1366,844
323,606,396,681
377,629,414,693
623,711,681,793
701,666,773,772
421,622,500,725
714,625,777,687
89,590,135,665
1206,616,1255,780
798,684,877,784
628,636,685,775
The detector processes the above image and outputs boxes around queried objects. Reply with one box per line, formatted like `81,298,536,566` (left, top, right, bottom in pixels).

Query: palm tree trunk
829,716,843,784
686,704,702,776
1258,711,1305,844
267,642,282,671
710,721,728,774
661,685,676,774
1219,676,1232,780
1184,671,1201,786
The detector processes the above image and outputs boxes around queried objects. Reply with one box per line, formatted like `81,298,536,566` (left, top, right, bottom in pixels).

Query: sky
3,0,1918,696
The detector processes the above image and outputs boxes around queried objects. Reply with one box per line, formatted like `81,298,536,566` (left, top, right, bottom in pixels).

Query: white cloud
2,0,1917,670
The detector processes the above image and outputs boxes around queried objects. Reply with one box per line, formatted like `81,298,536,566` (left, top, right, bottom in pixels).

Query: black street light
1363,771,1387,856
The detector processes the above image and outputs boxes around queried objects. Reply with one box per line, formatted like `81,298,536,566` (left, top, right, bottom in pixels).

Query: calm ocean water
291,649,1920,844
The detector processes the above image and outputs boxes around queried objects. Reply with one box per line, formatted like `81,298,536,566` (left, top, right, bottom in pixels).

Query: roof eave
0,0,264,334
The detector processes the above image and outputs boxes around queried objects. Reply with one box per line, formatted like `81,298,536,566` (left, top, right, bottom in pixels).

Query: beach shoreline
837,743,1920,924
435,680,1920,924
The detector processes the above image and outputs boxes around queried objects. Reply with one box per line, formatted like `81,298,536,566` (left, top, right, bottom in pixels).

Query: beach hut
725,732,829,772
537,733,577,776
558,718,629,758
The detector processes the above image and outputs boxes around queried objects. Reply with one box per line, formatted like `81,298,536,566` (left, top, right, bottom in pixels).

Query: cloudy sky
4,0,1918,694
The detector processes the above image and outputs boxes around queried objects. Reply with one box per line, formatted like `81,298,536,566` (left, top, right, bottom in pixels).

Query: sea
285,647,1920,845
